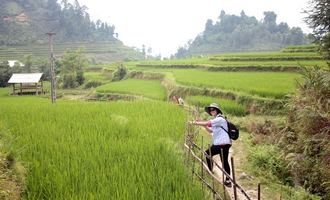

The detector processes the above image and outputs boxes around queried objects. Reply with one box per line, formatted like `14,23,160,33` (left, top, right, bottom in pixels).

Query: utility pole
46,32,56,103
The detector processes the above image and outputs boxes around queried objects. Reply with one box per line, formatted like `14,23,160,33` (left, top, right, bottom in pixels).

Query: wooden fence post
231,157,237,200
201,136,204,194
258,183,261,200
221,149,227,200
209,144,216,200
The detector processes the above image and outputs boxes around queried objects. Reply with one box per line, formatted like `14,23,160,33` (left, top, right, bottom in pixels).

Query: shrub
112,64,127,81
283,66,330,198
0,61,12,87
84,80,102,89
248,144,292,184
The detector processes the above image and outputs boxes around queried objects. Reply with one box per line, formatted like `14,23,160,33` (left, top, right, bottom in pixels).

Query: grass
0,41,144,62
95,78,167,100
0,87,11,97
185,96,246,116
84,72,111,82
171,69,301,99
138,58,327,67
0,97,208,200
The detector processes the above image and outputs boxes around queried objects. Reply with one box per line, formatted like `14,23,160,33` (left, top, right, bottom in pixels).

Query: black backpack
219,117,239,140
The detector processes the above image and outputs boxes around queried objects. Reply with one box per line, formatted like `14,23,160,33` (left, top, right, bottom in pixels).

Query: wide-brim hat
204,103,222,115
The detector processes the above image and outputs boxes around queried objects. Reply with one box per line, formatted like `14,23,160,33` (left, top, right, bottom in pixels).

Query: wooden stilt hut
8,73,44,95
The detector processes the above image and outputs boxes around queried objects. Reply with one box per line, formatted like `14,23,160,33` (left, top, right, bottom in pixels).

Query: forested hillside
0,0,145,62
176,11,312,57
0,0,116,45
0,0,115,45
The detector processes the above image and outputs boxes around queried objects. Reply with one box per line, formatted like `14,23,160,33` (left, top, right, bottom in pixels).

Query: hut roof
8,73,43,84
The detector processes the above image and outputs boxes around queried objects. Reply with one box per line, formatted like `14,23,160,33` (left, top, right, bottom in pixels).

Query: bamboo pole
231,157,237,200
201,136,204,194
258,183,261,200
35,83,38,95
209,144,216,200
221,149,227,200
184,142,252,200
12,84,15,95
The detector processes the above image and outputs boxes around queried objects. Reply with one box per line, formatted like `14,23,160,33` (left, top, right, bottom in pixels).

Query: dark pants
205,144,231,177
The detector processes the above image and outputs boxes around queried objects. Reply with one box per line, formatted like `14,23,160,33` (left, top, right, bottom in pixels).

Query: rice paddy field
95,79,167,100
171,70,301,98
84,72,111,82
185,96,246,116
136,51,328,68
129,68,300,99
0,96,206,199
1,46,326,199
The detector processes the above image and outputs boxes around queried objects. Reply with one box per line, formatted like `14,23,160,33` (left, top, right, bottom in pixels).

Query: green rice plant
0,87,10,97
84,72,111,82
185,95,246,116
0,97,208,200
95,78,167,100
171,69,301,99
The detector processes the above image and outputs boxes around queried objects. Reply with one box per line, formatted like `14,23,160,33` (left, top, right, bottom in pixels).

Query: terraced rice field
0,97,207,199
95,79,167,100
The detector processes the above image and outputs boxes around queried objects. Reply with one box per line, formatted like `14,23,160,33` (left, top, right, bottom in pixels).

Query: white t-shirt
208,115,231,145
178,97,184,105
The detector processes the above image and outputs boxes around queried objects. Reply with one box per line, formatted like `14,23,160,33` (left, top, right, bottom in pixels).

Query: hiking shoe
224,179,232,187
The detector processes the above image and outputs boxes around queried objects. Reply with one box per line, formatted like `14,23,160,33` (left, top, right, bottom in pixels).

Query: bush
62,74,77,88
112,64,127,81
0,61,12,87
248,144,292,184
84,80,102,89
283,66,330,198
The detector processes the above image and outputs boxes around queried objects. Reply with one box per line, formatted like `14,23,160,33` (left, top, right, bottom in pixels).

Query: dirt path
213,146,258,200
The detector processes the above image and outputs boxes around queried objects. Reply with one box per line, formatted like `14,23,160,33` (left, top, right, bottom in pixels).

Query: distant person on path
189,103,232,187
172,96,179,104
171,96,185,107
178,97,184,107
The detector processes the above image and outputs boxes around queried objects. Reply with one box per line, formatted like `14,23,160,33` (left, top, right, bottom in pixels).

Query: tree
0,61,12,87
263,11,277,33
59,48,87,88
23,54,33,73
176,10,310,56
203,19,214,37
112,64,127,82
304,0,330,59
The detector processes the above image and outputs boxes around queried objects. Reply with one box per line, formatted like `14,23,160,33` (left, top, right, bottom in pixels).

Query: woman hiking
189,103,232,187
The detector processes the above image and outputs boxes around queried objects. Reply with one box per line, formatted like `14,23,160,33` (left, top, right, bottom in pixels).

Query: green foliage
171,69,300,99
0,97,207,199
0,0,116,45
247,144,291,184
0,120,25,199
0,61,11,87
96,79,167,100
185,95,246,116
112,64,127,81
282,44,319,53
304,0,330,59
0,41,144,63
176,11,311,57
84,80,102,89
23,54,32,73
280,66,330,198
59,48,87,88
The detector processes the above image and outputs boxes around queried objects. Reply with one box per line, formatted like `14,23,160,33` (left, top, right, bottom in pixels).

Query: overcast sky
77,0,312,57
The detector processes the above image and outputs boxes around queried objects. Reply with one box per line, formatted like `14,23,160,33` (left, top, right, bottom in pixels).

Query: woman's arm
204,126,213,133
189,120,209,126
